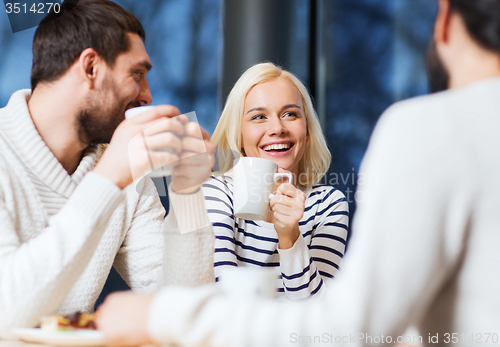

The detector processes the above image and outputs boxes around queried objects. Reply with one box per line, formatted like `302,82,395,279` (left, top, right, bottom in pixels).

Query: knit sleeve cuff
69,171,124,225
167,185,211,234
147,285,244,347
277,233,310,273
147,286,219,344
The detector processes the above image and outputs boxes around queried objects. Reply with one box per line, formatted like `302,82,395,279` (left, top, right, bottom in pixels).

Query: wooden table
0,342,59,347
0,340,159,347
0,342,37,347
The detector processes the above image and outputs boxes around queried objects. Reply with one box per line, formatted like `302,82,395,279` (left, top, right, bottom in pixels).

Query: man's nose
138,77,153,105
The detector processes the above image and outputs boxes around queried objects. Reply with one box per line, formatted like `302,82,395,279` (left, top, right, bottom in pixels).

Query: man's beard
427,41,450,93
77,74,140,145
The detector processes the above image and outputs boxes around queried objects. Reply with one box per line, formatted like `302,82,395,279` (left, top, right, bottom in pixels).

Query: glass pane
0,0,221,134
320,0,437,225
105,0,221,133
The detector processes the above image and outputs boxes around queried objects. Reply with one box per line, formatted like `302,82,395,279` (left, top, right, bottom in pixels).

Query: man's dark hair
450,0,500,52
30,0,146,91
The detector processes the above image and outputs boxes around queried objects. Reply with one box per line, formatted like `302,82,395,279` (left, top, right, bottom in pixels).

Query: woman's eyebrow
246,104,301,114
281,104,301,110
246,107,267,114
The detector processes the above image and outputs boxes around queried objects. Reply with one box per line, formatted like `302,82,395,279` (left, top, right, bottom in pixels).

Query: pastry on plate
40,312,97,331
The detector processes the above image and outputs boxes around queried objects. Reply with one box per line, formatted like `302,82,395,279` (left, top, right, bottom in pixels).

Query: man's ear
434,0,451,44
78,48,100,88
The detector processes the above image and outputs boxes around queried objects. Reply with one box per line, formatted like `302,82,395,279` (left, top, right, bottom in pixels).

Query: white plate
13,328,105,346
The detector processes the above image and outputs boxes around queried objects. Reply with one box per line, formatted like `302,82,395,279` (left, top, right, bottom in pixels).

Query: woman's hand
269,169,306,249
96,291,155,347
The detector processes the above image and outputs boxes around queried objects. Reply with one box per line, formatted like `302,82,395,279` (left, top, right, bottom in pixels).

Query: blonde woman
204,63,348,299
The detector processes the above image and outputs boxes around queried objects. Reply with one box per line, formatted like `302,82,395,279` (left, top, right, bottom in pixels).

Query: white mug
233,157,293,221
218,267,278,299
125,106,174,177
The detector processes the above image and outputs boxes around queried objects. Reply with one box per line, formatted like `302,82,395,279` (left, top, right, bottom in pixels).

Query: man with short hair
98,0,500,345
0,0,214,334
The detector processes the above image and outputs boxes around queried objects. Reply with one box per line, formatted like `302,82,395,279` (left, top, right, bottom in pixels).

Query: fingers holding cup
171,149,212,194
270,183,306,228
140,117,185,138
144,130,183,154
169,123,214,194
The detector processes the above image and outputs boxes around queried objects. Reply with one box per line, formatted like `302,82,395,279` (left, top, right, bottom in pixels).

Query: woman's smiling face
241,78,308,176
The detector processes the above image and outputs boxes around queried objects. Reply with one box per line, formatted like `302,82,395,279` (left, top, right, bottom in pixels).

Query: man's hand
93,106,184,189
269,169,306,249
170,122,215,194
96,291,155,347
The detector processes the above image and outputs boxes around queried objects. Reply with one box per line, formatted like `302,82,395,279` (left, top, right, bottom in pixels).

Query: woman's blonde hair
211,62,331,186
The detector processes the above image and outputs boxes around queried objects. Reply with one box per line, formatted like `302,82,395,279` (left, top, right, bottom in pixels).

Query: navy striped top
202,175,349,300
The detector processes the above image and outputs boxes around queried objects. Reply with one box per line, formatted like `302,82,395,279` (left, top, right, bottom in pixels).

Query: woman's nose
267,116,286,135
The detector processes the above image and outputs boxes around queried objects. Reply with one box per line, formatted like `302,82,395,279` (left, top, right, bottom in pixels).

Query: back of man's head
30,0,145,91
450,0,500,52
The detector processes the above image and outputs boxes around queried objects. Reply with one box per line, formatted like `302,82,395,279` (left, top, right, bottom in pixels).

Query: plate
13,328,105,346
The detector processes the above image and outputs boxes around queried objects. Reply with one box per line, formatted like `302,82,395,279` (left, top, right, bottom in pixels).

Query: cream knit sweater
147,78,500,347
0,90,214,335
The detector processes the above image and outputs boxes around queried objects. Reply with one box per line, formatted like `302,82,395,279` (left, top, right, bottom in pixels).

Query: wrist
277,226,300,249
93,165,131,190
170,183,201,195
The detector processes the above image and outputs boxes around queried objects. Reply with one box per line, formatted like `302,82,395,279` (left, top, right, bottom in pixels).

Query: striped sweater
202,174,349,299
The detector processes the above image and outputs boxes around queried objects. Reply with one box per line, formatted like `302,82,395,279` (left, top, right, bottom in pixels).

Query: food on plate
40,312,97,331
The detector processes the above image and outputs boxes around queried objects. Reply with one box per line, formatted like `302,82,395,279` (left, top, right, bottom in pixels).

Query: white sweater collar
0,89,99,198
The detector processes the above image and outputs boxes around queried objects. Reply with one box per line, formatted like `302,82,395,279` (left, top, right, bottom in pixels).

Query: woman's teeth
263,144,291,151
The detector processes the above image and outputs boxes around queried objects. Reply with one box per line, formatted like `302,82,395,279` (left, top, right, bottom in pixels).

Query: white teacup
218,267,278,299
233,157,293,221
125,106,174,177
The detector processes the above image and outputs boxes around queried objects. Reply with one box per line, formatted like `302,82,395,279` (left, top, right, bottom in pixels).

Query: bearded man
0,0,214,335
98,0,500,346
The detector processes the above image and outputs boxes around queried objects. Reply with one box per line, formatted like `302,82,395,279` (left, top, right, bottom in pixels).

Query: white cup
233,157,293,221
125,106,174,177
218,267,278,299
124,105,157,120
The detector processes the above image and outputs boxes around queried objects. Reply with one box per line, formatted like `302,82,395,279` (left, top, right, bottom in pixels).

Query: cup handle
268,173,293,200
